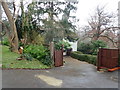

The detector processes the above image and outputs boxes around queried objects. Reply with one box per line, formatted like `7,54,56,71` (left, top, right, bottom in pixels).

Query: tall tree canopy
16,1,79,44
1,0,79,52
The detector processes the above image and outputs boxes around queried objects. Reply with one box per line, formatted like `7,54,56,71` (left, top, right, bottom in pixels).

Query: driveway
2,56,118,88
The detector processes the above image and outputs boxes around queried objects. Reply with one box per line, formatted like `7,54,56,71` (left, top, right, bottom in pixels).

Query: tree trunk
92,31,100,41
1,1,19,53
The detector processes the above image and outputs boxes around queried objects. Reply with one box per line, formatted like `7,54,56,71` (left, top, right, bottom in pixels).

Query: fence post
97,48,102,71
118,1,120,66
118,31,120,66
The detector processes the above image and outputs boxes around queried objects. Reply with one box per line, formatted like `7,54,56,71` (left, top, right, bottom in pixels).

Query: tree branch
99,35,117,48
100,27,120,35
13,2,16,18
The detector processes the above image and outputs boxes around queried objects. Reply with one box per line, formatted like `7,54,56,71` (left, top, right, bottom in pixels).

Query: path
2,56,118,88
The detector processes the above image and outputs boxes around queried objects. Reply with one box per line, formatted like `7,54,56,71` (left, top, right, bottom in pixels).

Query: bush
54,40,71,50
21,53,33,61
24,44,47,58
73,51,83,54
1,37,9,46
77,42,94,54
91,40,107,55
23,44,53,66
87,55,97,65
42,55,53,66
77,40,107,55
71,51,97,65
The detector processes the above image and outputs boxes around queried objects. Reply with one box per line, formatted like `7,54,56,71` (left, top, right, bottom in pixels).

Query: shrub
41,55,53,66
77,42,94,54
87,55,97,65
23,44,53,66
77,40,107,55
21,53,33,61
73,51,83,54
24,44,47,58
91,40,107,55
71,51,97,65
54,40,71,50
1,37,9,46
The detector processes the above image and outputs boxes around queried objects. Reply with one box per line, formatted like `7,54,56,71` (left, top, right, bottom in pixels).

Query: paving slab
2,56,118,88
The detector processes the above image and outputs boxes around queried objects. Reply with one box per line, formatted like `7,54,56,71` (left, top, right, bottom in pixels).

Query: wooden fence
97,48,119,70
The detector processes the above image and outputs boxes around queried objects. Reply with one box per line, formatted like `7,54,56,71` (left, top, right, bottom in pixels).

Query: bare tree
83,5,118,47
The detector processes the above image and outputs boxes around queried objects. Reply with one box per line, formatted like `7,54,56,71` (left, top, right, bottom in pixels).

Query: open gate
97,48,119,71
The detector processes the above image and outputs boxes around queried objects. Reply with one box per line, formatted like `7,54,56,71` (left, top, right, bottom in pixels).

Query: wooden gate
97,48,119,70
54,50,63,67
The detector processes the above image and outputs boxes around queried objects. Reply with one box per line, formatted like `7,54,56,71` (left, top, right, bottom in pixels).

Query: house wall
63,39,78,51
69,41,78,51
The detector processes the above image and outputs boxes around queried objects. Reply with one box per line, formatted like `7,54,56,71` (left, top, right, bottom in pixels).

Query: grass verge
2,45,51,69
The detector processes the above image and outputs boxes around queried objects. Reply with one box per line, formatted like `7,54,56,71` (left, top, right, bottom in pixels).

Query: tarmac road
2,56,119,88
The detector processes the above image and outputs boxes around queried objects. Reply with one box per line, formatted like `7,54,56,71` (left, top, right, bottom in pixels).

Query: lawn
1,45,50,69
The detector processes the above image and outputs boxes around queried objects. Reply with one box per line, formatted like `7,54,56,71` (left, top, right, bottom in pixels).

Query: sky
76,0,120,26
2,0,120,28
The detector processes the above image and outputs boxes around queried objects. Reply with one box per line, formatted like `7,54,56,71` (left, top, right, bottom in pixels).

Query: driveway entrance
2,57,118,88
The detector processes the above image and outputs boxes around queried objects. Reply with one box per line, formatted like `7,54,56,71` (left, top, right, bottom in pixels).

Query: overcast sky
2,0,120,28
76,0,120,26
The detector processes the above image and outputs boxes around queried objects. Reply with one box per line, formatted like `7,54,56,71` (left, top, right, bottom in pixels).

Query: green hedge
70,51,97,65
